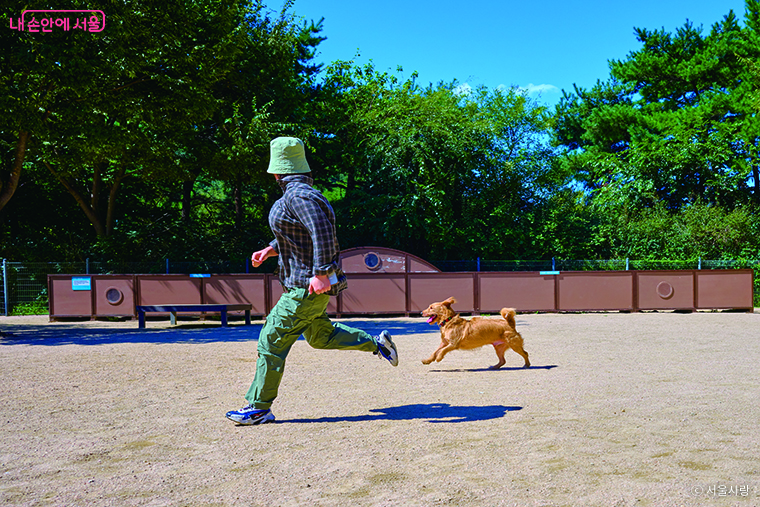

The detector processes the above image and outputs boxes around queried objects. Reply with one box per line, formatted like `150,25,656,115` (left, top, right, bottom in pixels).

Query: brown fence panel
479,272,556,313
93,275,136,317
636,271,695,311
48,266,755,321
339,274,406,315
557,271,635,311
408,257,439,273
48,275,93,318
137,276,202,316
204,275,267,317
408,273,476,313
695,269,754,310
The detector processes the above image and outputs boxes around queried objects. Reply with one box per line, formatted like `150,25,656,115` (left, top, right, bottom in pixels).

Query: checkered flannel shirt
268,174,348,295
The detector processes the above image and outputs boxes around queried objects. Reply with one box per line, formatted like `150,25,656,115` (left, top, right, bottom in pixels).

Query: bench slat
137,304,252,328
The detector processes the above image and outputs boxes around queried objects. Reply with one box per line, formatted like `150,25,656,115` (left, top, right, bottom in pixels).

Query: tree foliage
308,62,561,260
552,0,760,260
1,0,323,261
1,0,759,264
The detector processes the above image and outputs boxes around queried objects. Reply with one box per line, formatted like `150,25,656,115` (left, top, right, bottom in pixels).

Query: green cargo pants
245,287,379,409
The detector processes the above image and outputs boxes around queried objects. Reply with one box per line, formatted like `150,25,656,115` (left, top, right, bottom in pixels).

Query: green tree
196,1,324,230
311,61,560,260
555,2,760,210
1,0,245,232
1,0,326,263
552,1,760,260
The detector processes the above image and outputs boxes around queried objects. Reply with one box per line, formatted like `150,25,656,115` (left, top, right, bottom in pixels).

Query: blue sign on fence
71,276,91,291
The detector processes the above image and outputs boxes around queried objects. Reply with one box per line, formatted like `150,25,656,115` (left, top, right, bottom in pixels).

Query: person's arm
251,245,278,268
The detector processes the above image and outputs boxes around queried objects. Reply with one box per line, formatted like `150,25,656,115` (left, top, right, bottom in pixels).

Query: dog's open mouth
426,315,437,324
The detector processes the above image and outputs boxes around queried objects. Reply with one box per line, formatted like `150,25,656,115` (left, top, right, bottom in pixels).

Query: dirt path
1,311,759,506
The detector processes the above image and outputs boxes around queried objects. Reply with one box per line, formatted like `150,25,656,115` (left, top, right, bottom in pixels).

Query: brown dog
421,297,530,369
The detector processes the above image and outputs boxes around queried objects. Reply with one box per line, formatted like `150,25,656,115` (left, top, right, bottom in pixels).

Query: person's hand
251,246,276,268
308,274,332,295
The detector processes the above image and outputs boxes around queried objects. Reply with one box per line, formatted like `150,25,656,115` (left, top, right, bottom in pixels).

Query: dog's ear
443,297,457,306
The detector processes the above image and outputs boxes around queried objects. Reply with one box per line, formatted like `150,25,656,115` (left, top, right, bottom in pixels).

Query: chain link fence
2,258,759,315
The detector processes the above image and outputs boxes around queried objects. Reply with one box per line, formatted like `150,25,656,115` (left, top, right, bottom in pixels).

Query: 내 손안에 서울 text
9,10,105,33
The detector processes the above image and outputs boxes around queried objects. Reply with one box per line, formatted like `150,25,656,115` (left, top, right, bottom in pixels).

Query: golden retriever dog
421,297,530,369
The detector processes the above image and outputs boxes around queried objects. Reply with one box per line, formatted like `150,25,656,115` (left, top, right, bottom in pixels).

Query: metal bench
136,304,252,329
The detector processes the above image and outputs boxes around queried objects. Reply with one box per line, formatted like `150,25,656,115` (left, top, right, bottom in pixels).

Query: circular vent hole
656,281,674,300
364,252,381,271
105,287,124,305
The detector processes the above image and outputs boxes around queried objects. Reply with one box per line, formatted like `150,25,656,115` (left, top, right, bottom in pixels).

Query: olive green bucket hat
266,137,311,174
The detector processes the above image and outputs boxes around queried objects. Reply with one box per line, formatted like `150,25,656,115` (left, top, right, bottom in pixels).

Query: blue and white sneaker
225,405,275,425
375,330,398,367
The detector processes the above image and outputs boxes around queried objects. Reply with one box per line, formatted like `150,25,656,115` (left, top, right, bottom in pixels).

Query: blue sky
288,0,749,105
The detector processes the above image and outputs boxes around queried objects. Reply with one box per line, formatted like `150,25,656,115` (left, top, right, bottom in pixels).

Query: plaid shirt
268,175,348,295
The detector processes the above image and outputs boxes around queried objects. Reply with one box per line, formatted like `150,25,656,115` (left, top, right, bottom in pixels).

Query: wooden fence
47,247,754,320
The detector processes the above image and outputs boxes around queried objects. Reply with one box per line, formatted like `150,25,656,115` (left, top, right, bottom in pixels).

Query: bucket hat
267,137,311,174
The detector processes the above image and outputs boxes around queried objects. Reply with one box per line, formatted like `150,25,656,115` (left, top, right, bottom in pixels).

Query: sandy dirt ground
1,310,760,507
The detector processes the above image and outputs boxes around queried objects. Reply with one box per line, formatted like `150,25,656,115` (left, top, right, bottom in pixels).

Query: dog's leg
511,337,530,368
490,340,508,370
434,343,457,362
422,341,447,365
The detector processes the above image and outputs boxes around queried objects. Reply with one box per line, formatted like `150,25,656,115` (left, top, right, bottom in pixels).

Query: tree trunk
44,161,107,237
91,162,103,219
0,131,31,212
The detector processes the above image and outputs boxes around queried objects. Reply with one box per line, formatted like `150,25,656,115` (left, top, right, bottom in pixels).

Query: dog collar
438,316,453,326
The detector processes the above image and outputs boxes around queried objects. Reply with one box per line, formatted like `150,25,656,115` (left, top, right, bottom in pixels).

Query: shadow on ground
277,403,522,424
427,365,559,372
0,319,436,346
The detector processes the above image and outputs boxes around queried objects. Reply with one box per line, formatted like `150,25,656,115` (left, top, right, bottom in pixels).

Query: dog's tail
500,307,517,328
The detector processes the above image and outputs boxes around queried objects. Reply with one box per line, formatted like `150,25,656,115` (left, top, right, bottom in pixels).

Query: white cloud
454,82,560,99
520,83,560,96
453,83,473,96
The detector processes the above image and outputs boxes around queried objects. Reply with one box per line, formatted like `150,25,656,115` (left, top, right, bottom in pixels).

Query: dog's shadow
428,365,559,373
281,403,521,424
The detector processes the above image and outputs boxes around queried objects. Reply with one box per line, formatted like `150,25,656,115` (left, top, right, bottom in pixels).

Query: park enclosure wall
47,247,755,320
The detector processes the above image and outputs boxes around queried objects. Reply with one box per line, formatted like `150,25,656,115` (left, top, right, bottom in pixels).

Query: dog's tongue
427,316,436,324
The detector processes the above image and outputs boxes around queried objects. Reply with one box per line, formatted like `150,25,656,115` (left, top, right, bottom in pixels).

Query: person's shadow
280,403,521,424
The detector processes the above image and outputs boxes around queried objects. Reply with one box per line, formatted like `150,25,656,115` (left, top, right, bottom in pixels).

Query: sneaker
225,405,275,425
375,330,398,367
